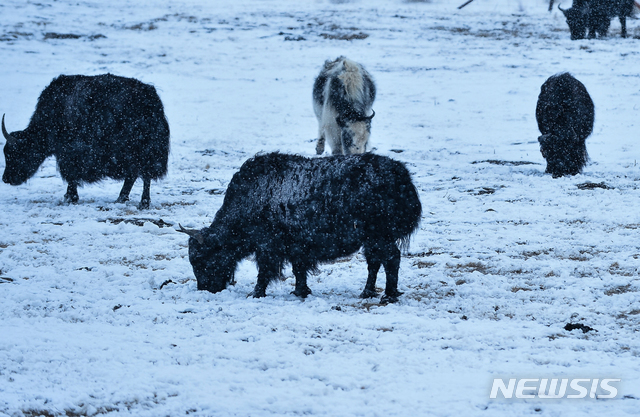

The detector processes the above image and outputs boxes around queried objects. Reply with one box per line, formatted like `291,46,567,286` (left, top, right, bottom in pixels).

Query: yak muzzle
2,175,22,186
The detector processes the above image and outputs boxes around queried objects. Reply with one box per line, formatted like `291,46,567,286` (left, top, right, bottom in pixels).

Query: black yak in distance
558,0,636,39
536,73,594,178
179,152,421,303
313,56,376,155
2,74,170,209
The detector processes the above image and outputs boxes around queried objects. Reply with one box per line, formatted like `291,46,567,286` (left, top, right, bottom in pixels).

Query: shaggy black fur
2,74,170,209
559,0,635,39
186,152,422,303
536,73,594,178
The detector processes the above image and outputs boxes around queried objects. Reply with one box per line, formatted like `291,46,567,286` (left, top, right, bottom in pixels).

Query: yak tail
390,163,422,253
397,180,422,253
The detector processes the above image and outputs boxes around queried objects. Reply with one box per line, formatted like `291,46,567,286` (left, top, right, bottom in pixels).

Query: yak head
178,224,241,293
538,129,587,178
559,3,588,40
2,115,48,186
337,110,375,155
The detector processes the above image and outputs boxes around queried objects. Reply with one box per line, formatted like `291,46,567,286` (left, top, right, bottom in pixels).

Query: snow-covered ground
1,0,639,415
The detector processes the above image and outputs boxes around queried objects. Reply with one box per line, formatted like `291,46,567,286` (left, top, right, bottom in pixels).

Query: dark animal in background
313,56,376,155
558,0,636,39
557,0,590,39
2,74,170,209
536,73,594,178
179,152,421,303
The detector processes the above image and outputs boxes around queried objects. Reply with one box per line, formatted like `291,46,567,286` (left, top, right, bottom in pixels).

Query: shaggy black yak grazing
179,152,421,303
536,73,594,178
2,74,170,209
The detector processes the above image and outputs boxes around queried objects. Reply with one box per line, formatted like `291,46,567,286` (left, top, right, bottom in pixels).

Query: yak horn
2,114,17,145
365,109,375,120
557,3,566,12
177,223,205,244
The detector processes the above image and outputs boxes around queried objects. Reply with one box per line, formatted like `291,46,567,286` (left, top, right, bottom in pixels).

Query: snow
1,0,639,415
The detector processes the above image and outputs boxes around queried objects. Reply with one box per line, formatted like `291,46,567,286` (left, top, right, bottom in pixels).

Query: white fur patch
338,59,365,103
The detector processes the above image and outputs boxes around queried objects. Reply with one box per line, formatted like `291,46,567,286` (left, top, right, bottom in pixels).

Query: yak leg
138,178,151,210
361,242,383,299
340,127,354,155
380,244,403,304
291,262,312,298
252,253,279,298
365,240,403,303
316,134,326,155
64,182,79,204
620,17,627,38
115,177,136,204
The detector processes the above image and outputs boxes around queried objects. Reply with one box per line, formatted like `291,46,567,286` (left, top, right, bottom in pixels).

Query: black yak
2,74,170,209
178,152,421,303
536,73,594,178
313,56,376,155
558,0,636,39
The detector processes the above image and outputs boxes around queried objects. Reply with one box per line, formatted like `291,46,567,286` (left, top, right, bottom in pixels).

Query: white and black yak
536,73,594,178
313,56,376,155
558,0,636,39
2,74,170,209
179,152,421,303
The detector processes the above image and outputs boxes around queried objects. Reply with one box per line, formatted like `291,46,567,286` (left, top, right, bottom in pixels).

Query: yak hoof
115,196,129,204
64,194,79,204
380,291,403,304
291,287,312,298
359,288,378,299
137,199,150,210
249,289,267,298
